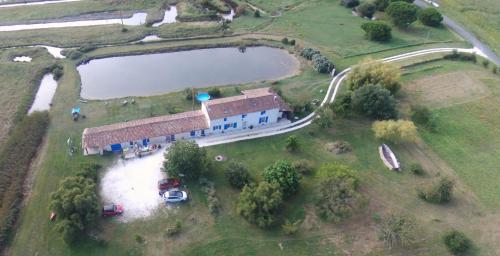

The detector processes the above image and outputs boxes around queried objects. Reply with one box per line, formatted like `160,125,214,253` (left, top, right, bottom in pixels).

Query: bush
78,43,97,53
163,140,211,181
482,59,490,68
200,178,220,215
281,37,289,44
208,87,222,98
378,213,417,249
165,221,182,236
418,177,454,204
263,161,300,197
300,48,320,60
326,140,352,154
134,234,144,244
409,163,424,175
341,0,360,8
386,1,418,28
411,105,437,131
293,159,315,175
346,58,401,94
351,84,398,120
225,162,251,189
289,39,296,46
361,21,392,42
443,230,471,255
237,182,283,228
282,219,301,235
184,88,195,100
372,120,418,143
315,163,362,222
443,51,477,63
418,8,443,27
51,64,64,81
254,10,260,18
374,0,389,11
331,94,352,117
357,1,376,18
0,112,49,249
121,27,128,32
66,50,83,60
313,106,334,128
312,54,335,73
285,135,300,152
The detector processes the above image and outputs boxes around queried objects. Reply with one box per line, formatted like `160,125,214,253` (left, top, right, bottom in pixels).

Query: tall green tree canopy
237,182,283,228
418,7,443,27
351,84,398,120
346,58,401,94
361,21,392,42
386,1,418,27
263,160,300,197
163,140,210,181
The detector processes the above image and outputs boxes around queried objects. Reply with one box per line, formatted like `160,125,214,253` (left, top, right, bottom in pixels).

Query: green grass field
438,0,500,55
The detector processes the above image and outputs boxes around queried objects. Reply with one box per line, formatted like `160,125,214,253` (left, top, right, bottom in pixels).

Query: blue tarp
71,107,80,114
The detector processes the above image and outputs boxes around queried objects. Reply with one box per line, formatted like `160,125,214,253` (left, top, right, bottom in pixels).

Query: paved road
197,47,490,147
414,0,500,66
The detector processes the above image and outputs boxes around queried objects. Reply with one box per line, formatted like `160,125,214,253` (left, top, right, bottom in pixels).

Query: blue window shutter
265,117,269,123
224,117,227,121
233,123,237,128
190,131,195,137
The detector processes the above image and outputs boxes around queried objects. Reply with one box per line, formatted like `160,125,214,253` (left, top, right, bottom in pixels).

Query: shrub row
300,48,335,74
0,112,49,250
199,178,220,215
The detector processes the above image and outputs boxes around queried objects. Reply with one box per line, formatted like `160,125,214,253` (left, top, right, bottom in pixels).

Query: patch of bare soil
404,71,491,109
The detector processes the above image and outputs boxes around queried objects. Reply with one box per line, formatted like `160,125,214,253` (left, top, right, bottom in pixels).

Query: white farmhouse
82,88,290,155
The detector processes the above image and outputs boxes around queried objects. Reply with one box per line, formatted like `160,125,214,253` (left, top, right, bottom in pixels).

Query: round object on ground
215,155,226,161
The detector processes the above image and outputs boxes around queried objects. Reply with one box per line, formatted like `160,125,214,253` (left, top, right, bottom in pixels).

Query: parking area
99,151,166,222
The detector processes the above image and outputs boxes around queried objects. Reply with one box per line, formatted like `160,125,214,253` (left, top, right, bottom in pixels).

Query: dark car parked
158,178,180,191
102,204,124,217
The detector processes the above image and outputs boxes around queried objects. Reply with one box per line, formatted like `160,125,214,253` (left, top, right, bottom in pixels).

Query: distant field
439,0,500,55
402,60,500,209
0,48,55,143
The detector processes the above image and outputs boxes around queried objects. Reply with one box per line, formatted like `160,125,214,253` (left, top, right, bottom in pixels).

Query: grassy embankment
437,0,500,55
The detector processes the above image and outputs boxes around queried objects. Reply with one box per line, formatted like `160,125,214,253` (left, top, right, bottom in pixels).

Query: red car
102,204,124,217
158,178,180,191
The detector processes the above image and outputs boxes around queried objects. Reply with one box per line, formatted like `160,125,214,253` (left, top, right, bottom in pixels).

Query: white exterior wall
207,108,282,135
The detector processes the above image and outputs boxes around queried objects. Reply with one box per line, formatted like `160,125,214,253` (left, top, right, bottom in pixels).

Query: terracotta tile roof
203,88,290,119
83,110,208,148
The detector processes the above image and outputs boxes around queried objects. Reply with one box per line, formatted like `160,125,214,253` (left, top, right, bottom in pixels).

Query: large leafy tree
386,1,418,28
361,21,392,42
418,7,443,27
237,182,283,228
346,58,401,94
263,161,300,197
313,106,334,128
50,176,99,244
351,84,398,120
225,162,251,189
372,120,418,143
315,163,362,223
163,140,210,181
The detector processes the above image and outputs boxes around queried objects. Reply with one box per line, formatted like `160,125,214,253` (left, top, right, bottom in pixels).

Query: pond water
152,6,177,27
0,12,147,32
28,73,57,114
78,46,299,100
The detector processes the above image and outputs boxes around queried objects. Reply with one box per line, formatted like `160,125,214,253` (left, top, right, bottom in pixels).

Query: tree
254,10,260,18
361,21,392,42
50,176,99,244
357,1,376,18
313,106,334,128
225,162,251,189
208,87,221,98
411,105,437,131
386,1,418,28
163,140,210,181
341,0,360,8
285,135,300,152
237,182,283,228
346,58,401,94
418,177,455,204
378,213,417,249
331,94,352,117
418,8,443,27
374,0,413,11
263,160,300,197
312,54,335,73
281,37,289,44
300,48,320,60
315,163,362,223
443,230,471,255
372,120,418,143
351,84,398,120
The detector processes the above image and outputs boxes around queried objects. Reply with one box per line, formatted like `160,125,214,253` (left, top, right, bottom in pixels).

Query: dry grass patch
404,71,491,109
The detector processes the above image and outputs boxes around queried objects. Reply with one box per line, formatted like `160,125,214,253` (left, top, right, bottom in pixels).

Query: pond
28,73,57,114
78,46,300,100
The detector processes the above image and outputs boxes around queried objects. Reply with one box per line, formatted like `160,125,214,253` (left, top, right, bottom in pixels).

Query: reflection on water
28,73,57,114
78,46,300,99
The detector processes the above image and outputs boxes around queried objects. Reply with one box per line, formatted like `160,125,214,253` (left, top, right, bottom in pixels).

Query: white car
162,190,188,203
